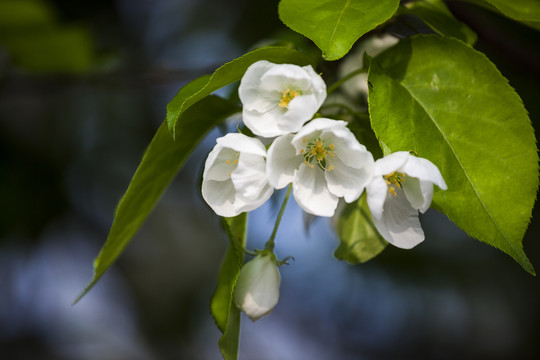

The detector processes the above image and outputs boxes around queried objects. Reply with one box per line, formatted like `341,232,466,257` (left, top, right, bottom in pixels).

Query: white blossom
234,253,280,321
202,133,273,217
366,151,447,249
267,118,373,217
239,60,327,137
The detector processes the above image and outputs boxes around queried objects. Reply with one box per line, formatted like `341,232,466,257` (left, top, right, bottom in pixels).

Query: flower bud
233,253,280,321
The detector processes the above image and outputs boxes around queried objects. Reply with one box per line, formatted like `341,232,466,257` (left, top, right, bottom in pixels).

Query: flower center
383,171,406,197
300,137,335,171
225,153,239,177
278,88,302,108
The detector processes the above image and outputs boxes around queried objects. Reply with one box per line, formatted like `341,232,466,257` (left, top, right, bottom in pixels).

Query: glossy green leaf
74,95,240,303
211,214,247,360
278,0,400,60
368,35,538,274
335,193,388,264
166,46,316,137
401,0,477,44
464,0,540,31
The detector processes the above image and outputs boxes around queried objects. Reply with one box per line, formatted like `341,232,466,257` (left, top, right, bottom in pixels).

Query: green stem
264,184,292,252
327,68,367,95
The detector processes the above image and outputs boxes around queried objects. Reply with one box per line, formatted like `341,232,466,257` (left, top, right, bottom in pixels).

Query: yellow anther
310,164,314,168
303,137,306,143
384,171,406,189
327,165,334,171
225,160,230,164
389,186,397,197
279,88,301,108
300,149,304,154
304,160,309,166
232,159,238,164
330,144,335,150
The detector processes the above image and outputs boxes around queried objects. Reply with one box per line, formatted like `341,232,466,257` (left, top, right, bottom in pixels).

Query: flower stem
327,68,367,95
264,184,292,252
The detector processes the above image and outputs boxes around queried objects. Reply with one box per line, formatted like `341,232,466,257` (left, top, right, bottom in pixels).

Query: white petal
243,108,284,138
276,93,319,133
239,60,275,109
373,151,409,176
366,176,388,220
291,118,347,151
216,133,267,157
201,178,239,217
231,153,269,201
234,254,280,321
292,165,338,217
203,146,237,181
302,64,327,105
320,128,371,169
373,187,424,249
400,154,447,190
236,184,274,214
402,176,434,213
267,134,302,189
325,156,371,203
260,63,314,91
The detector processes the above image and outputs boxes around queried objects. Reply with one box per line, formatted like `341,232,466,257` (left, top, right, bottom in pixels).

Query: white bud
233,253,280,321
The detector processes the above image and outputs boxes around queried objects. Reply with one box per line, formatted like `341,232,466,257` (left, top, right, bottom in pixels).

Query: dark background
1,0,539,359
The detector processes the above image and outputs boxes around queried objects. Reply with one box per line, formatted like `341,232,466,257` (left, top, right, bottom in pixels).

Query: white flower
234,253,280,321
239,60,327,137
267,118,373,217
202,133,273,217
339,34,399,99
366,151,447,249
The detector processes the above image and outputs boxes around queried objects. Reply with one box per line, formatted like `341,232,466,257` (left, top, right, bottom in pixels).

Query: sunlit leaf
166,46,316,137
335,193,388,264
74,95,240,303
401,0,477,44
278,0,399,60
368,35,538,274
211,214,247,360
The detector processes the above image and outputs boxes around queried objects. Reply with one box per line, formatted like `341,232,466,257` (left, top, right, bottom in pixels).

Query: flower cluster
202,60,447,320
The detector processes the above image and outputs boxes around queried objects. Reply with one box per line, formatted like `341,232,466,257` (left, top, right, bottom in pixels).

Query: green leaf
400,0,477,44
368,35,538,274
166,46,316,137
74,95,240,303
211,214,247,360
463,0,540,31
278,0,400,60
0,0,96,74
335,193,388,264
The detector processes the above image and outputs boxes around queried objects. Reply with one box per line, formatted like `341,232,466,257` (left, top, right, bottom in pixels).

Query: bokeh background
1,0,539,359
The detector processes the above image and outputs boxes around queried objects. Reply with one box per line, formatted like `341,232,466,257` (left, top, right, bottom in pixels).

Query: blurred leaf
278,0,399,60
74,95,240,303
0,0,96,74
335,193,388,264
0,0,54,29
401,0,477,44
211,214,247,360
463,0,540,31
166,46,316,138
368,35,538,274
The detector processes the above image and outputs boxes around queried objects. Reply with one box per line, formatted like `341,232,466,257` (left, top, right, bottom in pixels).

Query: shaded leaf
278,0,400,60
464,0,540,31
75,95,240,303
401,0,477,44
335,193,388,264
166,46,316,137
368,35,538,274
211,214,247,360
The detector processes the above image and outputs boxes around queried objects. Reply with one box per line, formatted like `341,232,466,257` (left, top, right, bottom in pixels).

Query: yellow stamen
300,149,304,154
232,159,238,164
279,88,302,108
389,186,397,197
225,160,230,164
327,165,334,171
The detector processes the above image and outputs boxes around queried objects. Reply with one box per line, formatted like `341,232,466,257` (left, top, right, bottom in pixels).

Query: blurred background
1,0,539,359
